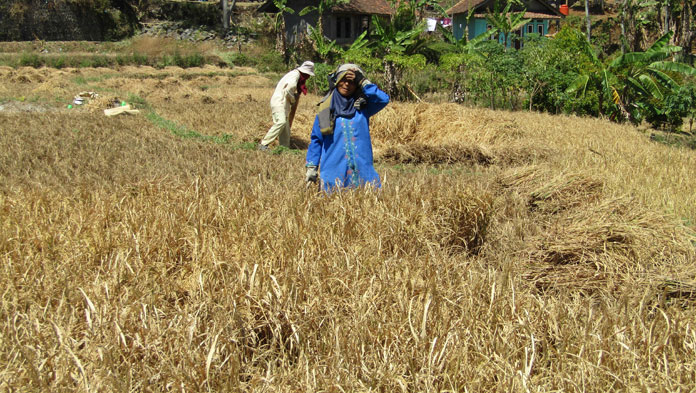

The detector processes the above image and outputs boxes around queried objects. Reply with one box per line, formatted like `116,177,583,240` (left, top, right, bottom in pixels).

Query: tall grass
1,65,695,391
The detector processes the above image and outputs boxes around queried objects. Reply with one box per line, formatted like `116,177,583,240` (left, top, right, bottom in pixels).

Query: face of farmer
336,71,358,97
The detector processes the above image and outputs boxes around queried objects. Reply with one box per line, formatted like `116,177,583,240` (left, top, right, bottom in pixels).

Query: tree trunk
384,59,399,99
275,18,288,58
676,1,695,63
221,0,230,31
452,64,466,103
584,0,591,41
620,0,626,53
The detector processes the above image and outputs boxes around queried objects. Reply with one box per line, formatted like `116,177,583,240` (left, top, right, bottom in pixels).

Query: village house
447,0,564,49
257,0,394,45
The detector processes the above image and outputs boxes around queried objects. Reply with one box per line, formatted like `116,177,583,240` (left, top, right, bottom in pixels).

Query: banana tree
485,0,530,51
272,0,294,56
298,0,349,38
567,30,696,123
306,24,341,61
369,14,427,98
619,0,660,52
437,23,499,58
437,23,501,103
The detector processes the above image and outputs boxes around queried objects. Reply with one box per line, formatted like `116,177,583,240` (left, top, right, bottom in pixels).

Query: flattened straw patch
497,165,545,189
523,264,612,294
528,173,604,214
523,198,696,294
657,279,696,306
378,143,494,166
527,197,695,270
491,142,554,166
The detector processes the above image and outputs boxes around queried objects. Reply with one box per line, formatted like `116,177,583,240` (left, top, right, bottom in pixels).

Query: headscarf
329,74,357,118
317,66,362,135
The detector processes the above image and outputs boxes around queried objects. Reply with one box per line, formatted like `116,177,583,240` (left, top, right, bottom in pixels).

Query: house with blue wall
446,0,563,49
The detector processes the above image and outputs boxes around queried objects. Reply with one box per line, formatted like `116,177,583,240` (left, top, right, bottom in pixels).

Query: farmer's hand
349,66,370,88
352,69,364,86
305,165,318,183
354,95,367,110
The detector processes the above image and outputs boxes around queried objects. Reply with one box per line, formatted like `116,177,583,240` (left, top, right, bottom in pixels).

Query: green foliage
256,52,287,73
643,83,696,131
19,53,41,68
485,0,530,50
127,93,151,110
519,33,593,113
370,14,427,56
221,52,256,67
420,41,457,64
307,24,341,62
401,63,449,96
306,62,334,95
386,53,426,70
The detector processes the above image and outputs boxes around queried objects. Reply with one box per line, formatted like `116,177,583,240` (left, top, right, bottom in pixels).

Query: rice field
1,64,695,392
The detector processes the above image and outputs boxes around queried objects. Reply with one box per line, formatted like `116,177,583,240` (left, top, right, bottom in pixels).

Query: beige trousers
261,106,290,147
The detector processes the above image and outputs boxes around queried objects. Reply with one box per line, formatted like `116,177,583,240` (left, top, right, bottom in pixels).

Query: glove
305,165,318,183
360,78,372,89
352,69,364,86
354,95,367,110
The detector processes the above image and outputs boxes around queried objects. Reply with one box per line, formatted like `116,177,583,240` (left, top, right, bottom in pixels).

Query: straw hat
297,61,315,76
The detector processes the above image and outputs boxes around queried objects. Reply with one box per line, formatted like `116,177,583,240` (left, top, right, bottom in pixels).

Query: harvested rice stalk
378,143,494,166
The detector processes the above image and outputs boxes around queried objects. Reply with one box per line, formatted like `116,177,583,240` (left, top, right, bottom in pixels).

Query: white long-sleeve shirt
270,69,301,112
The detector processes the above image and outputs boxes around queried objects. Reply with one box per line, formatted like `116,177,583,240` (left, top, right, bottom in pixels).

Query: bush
173,52,204,68
256,52,287,73
223,52,255,67
48,56,66,69
421,41,457,64
132,53,149,66
401,63,449,97
19,53,42,67
306,62,334,96
643,84,696,132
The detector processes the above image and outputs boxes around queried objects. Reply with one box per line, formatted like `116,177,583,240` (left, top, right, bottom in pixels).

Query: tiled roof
332,0,394,15
473,11,561,19
447,0,562,16
446,0,487,15
258,0,394,15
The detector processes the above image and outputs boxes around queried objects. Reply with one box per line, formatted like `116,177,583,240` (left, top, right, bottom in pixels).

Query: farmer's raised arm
361,83,390,118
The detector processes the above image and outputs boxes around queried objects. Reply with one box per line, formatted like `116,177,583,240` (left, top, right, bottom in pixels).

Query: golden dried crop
1,65,695,392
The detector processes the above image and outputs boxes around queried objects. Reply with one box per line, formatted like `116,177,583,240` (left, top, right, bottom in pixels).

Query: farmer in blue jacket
305,64,390,191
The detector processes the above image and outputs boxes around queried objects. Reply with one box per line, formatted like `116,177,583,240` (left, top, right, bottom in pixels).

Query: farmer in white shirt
259,61,315,150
